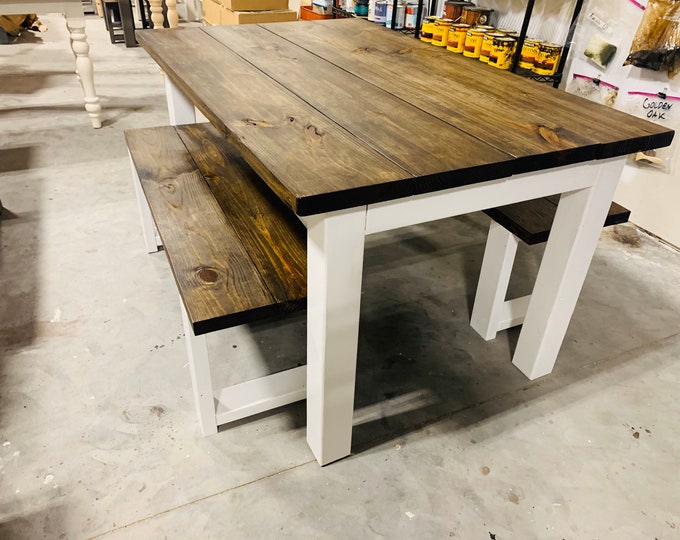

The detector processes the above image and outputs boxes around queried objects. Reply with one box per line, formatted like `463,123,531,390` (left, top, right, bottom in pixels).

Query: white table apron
164,78,626,466
0,0,102,128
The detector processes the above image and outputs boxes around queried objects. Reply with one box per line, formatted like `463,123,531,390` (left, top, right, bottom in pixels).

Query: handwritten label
642,97,673,121
587,8,614,33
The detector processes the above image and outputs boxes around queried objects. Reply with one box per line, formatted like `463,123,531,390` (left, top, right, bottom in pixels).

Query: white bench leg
471,221,520,340
129,152,162,253
304,208,366,466
512,158,625,380
181,305,218,436
165,77,196,126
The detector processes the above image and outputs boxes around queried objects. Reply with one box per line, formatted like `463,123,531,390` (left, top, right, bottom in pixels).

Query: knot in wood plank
305,124,324,142
537,125,560,145
243,118,273,128
195,266,221,284
161,181,177,194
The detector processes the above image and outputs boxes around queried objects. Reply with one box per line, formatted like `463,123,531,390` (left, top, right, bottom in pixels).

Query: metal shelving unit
509,0,585,88
375,0,584,88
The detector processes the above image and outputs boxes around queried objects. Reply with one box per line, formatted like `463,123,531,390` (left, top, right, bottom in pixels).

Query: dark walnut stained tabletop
137,19,674,216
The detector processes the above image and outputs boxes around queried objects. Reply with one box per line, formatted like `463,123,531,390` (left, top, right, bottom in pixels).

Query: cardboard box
220,8,298,24
202,0,223,25
219,0,289,11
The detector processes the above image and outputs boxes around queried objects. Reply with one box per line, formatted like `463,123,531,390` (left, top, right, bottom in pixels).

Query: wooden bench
471,196,630,340
125,123,307,435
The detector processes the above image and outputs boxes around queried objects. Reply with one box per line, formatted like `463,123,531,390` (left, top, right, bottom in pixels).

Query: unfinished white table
0,0,102,128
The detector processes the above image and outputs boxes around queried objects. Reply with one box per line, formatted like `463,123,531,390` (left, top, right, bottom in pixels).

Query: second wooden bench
126,122,307,435
471,195,630,340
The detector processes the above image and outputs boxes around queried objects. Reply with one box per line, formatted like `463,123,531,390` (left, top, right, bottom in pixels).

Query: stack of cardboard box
202,0,298,25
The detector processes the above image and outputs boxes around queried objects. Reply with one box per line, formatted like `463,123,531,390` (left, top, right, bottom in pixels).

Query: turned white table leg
149,0,165,28
166,0,179,28
66,17,102,129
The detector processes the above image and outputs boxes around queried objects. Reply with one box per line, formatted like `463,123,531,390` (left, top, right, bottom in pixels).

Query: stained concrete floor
1,13,680,540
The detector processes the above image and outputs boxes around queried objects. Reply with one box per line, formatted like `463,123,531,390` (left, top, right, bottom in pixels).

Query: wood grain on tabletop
125,125,301,335
205,24,513,179
175,123,307,312
264,19,674,166
137,28,415,215
137,23,674,215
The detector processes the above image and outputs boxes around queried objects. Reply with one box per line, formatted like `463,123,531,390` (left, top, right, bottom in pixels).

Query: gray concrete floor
1,14,680,540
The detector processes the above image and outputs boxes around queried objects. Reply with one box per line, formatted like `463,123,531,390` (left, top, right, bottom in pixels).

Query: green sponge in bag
584,34,618,68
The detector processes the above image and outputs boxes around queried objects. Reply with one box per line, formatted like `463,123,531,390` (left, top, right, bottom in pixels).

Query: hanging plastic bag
577,3,621,70
624,0,680,78
567,74,619,107
624,90,680,172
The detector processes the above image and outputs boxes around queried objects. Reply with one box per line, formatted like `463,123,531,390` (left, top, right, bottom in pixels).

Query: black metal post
389,0,398,29
552,0,585,88
510,0,535,73
414,0,425,39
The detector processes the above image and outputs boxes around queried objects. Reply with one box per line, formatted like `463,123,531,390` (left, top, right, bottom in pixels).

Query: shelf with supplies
361,0,584,89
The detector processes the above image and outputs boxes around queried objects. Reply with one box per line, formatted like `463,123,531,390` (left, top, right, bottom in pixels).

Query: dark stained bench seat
484,195,630,246
471,195,630,340
126,122,307,434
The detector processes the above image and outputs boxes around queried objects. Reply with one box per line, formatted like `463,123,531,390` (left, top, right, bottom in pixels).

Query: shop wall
561,0,680,248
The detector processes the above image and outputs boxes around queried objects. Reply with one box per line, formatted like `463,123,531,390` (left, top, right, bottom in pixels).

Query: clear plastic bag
581,5,620,70
624,90,680,172
624,0,680,79
567,74,619,107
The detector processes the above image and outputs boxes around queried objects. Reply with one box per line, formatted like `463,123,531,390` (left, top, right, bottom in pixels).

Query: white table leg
65,17,102,129
305,208,366,466
512,158,626,380
165,76,196,126
470,221,519,340
181,304,218,436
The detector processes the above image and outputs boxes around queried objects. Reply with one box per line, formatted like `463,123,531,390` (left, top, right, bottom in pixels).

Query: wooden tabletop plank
137,28,414,215
265,20,673,170
137,22,674,215
205,24,514,179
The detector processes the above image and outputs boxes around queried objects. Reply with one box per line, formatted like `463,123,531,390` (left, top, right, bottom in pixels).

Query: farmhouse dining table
137,19,673,466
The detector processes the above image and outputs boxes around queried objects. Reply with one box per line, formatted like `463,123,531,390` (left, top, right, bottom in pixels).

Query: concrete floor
1,14,680,540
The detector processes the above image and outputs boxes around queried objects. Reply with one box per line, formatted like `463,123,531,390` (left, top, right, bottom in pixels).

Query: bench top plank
126,124,306,335
485,197,631,245
175,123,307,314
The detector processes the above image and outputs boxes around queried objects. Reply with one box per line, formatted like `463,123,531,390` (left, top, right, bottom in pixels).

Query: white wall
562,0,680,248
